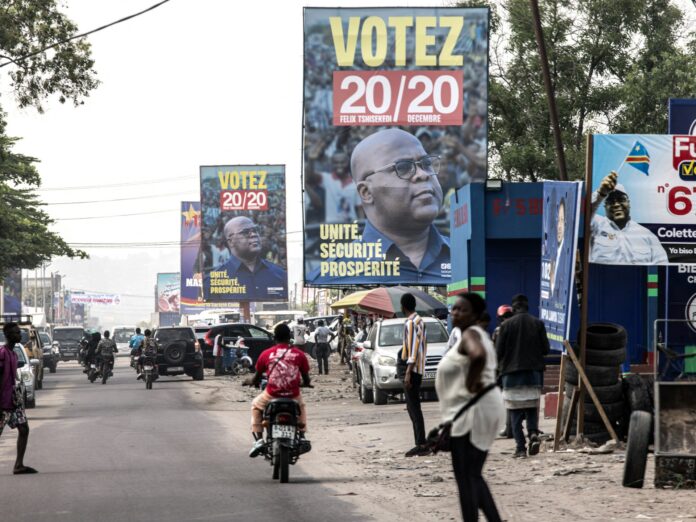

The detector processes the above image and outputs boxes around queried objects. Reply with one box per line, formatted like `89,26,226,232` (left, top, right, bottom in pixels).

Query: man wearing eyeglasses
590,171,668,264
308,128,450,285
203,216,287,300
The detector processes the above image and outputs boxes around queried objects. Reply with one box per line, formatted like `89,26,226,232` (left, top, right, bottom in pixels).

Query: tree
460,0,696,180
0,0,99,277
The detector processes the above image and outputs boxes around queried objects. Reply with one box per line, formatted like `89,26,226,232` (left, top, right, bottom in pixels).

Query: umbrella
331,286,447,318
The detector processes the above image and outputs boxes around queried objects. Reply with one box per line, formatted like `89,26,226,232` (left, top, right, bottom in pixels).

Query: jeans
316,343,330,374
510,407,539,452
404,372,425,446
451,433,502,522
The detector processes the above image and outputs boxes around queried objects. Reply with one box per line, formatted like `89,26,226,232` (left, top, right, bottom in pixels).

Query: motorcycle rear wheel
146,373,153,390
279,446,290,483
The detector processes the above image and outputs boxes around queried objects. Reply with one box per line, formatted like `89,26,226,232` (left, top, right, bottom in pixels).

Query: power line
42,191,196,206
39,174,193,192
55,209,176,221
0,0,172,69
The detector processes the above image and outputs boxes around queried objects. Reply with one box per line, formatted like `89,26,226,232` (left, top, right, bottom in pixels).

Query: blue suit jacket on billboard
203,254,287,300
307,220,450,285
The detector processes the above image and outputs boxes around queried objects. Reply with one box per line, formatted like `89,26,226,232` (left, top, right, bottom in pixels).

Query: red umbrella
356,286,447,318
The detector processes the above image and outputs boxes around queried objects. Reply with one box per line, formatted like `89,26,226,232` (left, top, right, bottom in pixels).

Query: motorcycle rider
244,323,311,457
136,329,157,380
129,327,145,351
84,331,101,374
96,330,118,377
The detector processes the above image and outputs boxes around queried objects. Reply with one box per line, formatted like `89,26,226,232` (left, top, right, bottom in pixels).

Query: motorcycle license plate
272,425,296,439
90,364,96,369
424,370,437,380
168,366,183,372
144,365,154,371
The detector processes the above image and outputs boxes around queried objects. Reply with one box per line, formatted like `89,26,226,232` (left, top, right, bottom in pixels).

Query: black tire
89,370,97,383
564,382,623,404
359,374,374,404
623,374,652,413
49,363,57,374
192,365,204,381
565,362,620,387
272,441,280,480
279,446,290,483
36,377,42,390
372,374,388,405
146,373,153,390
102,368,108,385
623,411,652,488
583,400,627,423
163,341,186,365
583,347,627,367
585,323,628,351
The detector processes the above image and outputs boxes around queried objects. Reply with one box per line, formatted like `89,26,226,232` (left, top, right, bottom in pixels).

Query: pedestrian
338,319,353,365
293,318,307,352
314,320,333,375
400,293,429,457
492,304,514,439
495,294,550,458
213,332,224,376
436,293,504,521
0,323,37,475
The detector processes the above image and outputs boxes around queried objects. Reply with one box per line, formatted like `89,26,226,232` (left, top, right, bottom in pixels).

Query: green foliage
461,0,696,180
0,0,96,276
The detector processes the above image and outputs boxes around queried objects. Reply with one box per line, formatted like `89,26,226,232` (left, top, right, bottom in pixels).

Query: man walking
0,322,37,474
495,294,550,458
400,293,429,457
293,318,307,353
314,320,334,375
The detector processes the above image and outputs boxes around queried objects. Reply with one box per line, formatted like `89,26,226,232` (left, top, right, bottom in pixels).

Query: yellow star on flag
182,204,200,226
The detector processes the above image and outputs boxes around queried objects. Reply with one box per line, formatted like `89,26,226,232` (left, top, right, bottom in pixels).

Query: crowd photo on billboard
200,165,288,301
303,7,488,286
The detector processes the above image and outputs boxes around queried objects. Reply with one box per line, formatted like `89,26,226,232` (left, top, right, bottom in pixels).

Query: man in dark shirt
495,294,550,458
203,216,287,300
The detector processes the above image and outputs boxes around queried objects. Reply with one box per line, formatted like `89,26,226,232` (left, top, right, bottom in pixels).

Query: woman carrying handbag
435,293,504,521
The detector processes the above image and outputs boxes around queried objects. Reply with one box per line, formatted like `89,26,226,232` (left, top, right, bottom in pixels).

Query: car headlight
377,355,396,367
22,372,32,382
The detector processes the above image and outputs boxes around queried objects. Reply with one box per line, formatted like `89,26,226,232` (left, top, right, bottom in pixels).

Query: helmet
496,305,513,317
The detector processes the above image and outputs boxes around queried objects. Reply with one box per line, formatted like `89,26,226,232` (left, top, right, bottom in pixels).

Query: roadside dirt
188,354,696,521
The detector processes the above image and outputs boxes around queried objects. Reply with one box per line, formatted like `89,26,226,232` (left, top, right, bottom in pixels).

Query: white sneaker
249,439,265,458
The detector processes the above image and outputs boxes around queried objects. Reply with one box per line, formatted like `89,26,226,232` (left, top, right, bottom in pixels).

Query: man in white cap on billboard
590,171,668,265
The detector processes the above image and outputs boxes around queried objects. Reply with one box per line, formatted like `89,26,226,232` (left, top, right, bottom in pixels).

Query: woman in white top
436,293,505,522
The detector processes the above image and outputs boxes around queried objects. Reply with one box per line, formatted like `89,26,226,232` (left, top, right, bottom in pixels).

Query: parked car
201,323,275,368
112,326,136,356
14,344,39,408
39,332,59,373
52,326,85,361
355,317,449,405
152,326,204,380
0,316,45,390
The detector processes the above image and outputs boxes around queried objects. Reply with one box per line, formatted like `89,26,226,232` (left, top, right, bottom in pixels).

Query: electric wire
39,174,193,192
43,191,195,206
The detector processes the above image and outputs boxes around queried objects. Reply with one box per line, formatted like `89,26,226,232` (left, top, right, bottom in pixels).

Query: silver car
14,344,39,409
356,317,450,405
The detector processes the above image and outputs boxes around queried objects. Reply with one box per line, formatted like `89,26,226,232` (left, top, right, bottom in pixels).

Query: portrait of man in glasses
307,128,450,285
203,215,287,300
590,171,668,265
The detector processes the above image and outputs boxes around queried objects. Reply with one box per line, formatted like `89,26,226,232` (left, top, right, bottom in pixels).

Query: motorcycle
88,359,98,383
142,353,158,390
258,386,312,483
101,356,114,384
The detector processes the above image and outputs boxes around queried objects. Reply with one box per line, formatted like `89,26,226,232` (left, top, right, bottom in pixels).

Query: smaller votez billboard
156,273,180,313
591,135,696,265
200,165,288,302
539,182,581,351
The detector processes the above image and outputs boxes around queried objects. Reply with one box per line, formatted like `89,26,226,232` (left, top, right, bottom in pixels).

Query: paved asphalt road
0,359,365,522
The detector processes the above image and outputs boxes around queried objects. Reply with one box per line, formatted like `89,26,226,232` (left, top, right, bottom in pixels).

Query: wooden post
565,341,619,442
562,387,579,442
577,134,595,437
552,354,567,451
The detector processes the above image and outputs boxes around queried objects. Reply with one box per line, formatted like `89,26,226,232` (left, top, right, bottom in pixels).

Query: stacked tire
562,323,629,444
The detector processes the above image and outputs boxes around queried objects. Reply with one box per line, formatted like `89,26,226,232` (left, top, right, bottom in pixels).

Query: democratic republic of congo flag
625,141,650,175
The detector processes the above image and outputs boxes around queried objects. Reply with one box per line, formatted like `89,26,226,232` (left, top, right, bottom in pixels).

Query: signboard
156,273,180,313
591,135,696,265
303,7,489,286
2,269,22,315
447,185,471,305
200,165,288,301
69,293,121,305
539,182,581,351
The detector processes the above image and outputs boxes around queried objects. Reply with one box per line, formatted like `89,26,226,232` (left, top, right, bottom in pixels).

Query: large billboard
156,273,180,313
539,182,581,351
200,165,288,301
591,135,696,265
303,7,489,286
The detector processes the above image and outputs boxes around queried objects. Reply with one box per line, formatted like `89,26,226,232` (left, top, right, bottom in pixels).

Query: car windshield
13,345,27,363
0,330,30,344
53,329,84,342
155,329,194,342
113,329,135,343
378,322,449,347
40,333,51,344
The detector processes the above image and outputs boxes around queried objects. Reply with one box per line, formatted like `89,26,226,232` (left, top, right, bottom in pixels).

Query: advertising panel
156,273,180,313
2,269,22,315
447,185,471,306
303,7,489,286
70,293,121,305
539,182,581,351
591,135,696,265
200,165,288,301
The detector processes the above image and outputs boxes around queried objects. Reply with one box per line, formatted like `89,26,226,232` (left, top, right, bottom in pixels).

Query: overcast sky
3,0,446,326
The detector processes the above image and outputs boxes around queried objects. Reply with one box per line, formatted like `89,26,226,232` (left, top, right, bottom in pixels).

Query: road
0,359,369,522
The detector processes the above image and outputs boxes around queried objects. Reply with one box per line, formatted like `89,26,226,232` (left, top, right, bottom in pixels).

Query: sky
2,0,446,327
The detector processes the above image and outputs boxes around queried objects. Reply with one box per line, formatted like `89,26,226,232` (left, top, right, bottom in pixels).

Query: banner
447,185,471,305
591,134,696,265
539,182,581,351
156,273,180,313
303,7,489,286
200,165,288,301
2,269,22,315
69,293,121,305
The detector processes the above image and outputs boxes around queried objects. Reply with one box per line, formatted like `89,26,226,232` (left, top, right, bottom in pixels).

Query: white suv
355,317,449,405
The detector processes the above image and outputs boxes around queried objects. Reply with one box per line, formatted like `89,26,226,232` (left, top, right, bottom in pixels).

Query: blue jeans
222,348,236,370
510,408,539,452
